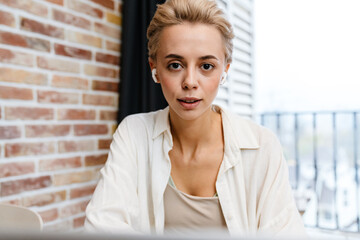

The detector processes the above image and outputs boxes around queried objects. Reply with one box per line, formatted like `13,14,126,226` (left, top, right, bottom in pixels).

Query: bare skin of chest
169,145,224,197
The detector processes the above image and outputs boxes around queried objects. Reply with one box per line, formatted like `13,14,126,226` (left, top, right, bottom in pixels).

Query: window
214,0,254,118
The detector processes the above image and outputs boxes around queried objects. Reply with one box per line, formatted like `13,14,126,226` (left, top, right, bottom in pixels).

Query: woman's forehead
157,23,225,60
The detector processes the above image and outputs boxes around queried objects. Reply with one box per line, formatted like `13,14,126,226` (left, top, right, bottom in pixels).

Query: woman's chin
169,105,214,122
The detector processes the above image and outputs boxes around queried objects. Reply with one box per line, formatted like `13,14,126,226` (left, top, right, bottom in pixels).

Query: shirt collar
152,106,171,140
152,105,260,150
218,105,260,150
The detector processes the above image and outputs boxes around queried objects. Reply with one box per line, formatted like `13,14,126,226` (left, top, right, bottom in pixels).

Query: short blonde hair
147,0,234,64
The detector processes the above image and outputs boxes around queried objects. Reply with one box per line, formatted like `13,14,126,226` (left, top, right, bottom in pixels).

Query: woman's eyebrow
199,55,219,61
165,54,219,61
165,54,183,59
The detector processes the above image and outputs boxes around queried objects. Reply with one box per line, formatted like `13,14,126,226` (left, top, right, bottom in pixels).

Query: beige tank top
164,180,228,234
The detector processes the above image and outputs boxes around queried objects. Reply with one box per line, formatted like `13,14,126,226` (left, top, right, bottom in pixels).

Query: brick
68,1,103,19
100,110,117,121
58,140,96,153
0,162,35,178
21,18,64,39
106,12,121,26
54,171,94,186
95,53,120,66
57,108,95,120
40,156,82,171
0,126,21,139
84,64,117,78
37,90,79,104
0,31,50,52
70,185,96,199
44,0,63,5
60,201,88,218
90,0,114,10
0,68,47,85
25,124,70,138
85,154,107,166
92,80,118,92
1,176,52,197
37,56,80,73
98,138,112,150
94,22,120,39
52,75,88,90
0,0,48,18
0,85,33,100
54,44,91,60
22,190,66,207
5,107,53,120
106,41,120,52
5,142,55,157
0,48,34,67
67,31,101,48
39,208,58,223
73,216,86,228
83,94,116,106
74,124,108,136
0,10,15,27
0,85,34,100
53,9,91,30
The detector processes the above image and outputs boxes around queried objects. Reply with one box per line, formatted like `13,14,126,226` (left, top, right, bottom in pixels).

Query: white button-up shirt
85,106,306,237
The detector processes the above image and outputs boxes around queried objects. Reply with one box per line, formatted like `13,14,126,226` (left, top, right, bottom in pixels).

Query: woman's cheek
163,75,180,87
160,78,176,98
206,77,221,91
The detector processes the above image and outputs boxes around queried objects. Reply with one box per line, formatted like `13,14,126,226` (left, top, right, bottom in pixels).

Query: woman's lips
177,98,202,109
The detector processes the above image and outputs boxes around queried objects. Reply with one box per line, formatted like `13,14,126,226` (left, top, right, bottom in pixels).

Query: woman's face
149,22,229,122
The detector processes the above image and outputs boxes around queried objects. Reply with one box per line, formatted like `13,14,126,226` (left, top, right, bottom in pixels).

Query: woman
85,0,306,237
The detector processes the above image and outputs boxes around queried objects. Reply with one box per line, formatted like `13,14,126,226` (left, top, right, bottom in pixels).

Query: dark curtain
118,0,167,123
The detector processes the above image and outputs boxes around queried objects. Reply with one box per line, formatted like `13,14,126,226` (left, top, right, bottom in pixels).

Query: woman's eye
168,63,181,70
202,63,214,71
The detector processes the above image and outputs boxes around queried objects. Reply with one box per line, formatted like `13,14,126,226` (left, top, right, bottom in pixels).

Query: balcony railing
258,111,360,232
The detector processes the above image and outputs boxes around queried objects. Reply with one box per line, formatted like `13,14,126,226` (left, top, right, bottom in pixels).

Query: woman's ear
148,57,156,71
225,63,230,74
220,63,231,85
152,69,159,83
148,58,159,83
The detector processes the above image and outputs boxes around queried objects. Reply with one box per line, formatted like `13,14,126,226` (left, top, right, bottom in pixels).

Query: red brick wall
0,0,121,231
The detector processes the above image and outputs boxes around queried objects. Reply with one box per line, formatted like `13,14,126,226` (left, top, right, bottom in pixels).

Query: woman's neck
169,107,222,155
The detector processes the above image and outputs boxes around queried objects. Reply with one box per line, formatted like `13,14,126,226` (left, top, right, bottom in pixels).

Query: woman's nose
182,69,198,89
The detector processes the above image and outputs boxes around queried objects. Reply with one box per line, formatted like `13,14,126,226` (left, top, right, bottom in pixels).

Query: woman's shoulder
116,107,169,138
121,107,167,125
222,109,285,173
221,108,280,148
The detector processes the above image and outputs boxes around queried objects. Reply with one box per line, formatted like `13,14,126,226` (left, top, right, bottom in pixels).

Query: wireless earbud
152,68,158,83
220,72,227,85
